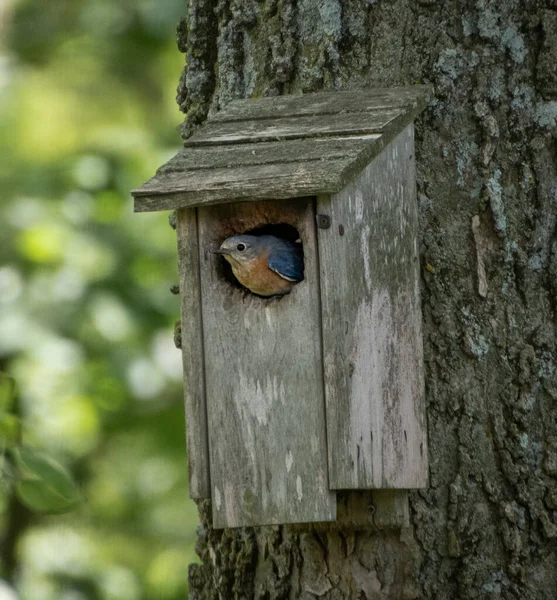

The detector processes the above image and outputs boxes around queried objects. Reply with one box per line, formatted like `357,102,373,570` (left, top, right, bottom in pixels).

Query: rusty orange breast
230,254,295,297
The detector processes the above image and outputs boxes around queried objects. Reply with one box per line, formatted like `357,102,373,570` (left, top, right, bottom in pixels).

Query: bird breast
230,255,295,297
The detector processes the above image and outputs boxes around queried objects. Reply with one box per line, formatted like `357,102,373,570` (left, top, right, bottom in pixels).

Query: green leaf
16,479,79,514
12,447,80,514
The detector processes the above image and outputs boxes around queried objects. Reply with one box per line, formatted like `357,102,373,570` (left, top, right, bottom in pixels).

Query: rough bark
177,1,557,598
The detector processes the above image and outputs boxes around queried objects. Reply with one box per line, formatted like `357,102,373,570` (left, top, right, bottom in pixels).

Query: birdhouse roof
132,86,431,212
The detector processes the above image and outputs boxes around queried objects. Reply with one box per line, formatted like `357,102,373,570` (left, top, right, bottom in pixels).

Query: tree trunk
177,1,557,598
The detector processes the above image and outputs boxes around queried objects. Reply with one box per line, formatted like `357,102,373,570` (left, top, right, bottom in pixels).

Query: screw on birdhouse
317,214,331,229
170,284,180,295
173,320,182,349
338,224,345,236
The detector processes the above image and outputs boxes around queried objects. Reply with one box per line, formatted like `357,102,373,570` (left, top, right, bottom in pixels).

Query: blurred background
0,1,199,598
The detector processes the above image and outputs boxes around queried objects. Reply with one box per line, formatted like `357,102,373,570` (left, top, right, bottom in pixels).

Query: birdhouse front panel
317,125,428,490
197,199,336,528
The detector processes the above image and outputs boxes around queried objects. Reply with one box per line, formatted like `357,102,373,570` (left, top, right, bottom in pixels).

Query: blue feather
264,236,304,282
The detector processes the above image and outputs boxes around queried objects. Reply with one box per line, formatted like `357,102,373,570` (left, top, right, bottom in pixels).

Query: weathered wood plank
132,87,432,213
138,159,343,194
133,136,382,206
317,125,428,489
210,87,432,123
134,158,351,213
133,161,344,212
134,131,415,213
184,109,401,147
155,136,379,173
198,199,336,528
176,208,210,499
132,135,399,213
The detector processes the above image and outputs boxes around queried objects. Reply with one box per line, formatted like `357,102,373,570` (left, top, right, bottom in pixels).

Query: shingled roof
132,86,431,213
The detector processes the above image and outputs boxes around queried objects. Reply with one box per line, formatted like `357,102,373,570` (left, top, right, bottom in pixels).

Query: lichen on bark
178,1,557,598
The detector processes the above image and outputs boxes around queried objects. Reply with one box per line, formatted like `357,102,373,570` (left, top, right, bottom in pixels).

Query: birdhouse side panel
318,124,428,490
198,199,336,528
177,208,211,499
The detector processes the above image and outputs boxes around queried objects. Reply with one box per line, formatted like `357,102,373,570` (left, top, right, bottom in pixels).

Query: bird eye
236,243,246,252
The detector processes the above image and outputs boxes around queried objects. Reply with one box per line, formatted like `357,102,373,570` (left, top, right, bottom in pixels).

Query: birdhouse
132,87,431,529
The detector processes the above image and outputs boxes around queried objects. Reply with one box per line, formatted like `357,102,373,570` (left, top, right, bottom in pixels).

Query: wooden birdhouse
132,87,431,529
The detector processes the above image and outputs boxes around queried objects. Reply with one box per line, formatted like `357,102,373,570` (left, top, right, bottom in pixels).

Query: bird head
212,235,261,265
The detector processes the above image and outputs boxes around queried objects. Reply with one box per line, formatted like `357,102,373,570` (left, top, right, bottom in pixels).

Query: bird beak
211,248,229,255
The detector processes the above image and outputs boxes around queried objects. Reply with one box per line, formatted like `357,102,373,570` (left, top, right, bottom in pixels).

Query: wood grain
197,199,336,528
176,208,210,499
137,158,343,195
183,109,401,147
132,87,432,213
317,125,428,490
133,136,388,213
153,136,378,173
209,86,431,123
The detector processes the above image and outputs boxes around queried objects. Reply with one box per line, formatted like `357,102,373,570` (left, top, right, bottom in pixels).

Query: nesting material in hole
214,223,304,298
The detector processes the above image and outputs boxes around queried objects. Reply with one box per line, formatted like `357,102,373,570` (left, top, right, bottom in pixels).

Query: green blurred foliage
12,446,81,514
0,0,199,598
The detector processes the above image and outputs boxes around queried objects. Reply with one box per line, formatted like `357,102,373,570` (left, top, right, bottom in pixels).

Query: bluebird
212,234,304,297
